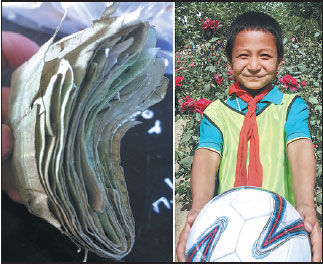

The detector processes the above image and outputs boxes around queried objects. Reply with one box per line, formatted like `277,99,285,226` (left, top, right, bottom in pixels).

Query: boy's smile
230,29,281,90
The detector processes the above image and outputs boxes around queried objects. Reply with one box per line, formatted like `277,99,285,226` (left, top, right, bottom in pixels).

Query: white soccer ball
185,186,311,262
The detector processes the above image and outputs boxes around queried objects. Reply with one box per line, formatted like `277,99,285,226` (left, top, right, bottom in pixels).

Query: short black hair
226,11,284,64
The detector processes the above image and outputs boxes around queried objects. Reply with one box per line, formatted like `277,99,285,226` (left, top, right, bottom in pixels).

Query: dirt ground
174,116,189,261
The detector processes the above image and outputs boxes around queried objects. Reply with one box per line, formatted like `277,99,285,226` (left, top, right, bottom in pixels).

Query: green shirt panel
204,94,297,206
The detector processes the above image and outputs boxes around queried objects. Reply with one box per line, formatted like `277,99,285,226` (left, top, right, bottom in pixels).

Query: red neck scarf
228,81,272,187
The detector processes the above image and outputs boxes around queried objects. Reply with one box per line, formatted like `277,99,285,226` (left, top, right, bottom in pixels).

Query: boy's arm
176,148,220,262
190,148,220,210
287,138,322,262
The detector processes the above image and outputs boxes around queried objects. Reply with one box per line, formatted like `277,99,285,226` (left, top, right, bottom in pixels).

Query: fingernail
305,222,312,231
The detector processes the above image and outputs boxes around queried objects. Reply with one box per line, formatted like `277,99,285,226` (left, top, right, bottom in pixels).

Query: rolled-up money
7,2,168,260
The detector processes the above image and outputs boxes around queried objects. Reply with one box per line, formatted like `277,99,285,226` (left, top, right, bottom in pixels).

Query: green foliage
175,2,322,224
175,2,322,51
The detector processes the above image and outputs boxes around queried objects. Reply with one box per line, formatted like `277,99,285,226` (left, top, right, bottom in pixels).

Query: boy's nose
247,57,261,71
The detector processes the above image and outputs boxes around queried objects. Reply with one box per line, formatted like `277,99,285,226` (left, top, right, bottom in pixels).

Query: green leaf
310,120,316,126
294,25,301,31
285,66,293,73
298,65,306,72
195,112,202,121
313,82,320,87
308,96,319,105
177,151,184,158
316,192,322,204
293,71,302,75
204,84,210,93
188,118,195,129
209,66,216,73
179,156,193,166
182,133,191,143
209,37,219,43
314,32,320,38
192,136,199,141
177,185,185,195
283,37,288,45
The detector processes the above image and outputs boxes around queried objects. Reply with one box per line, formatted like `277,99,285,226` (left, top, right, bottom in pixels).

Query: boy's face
230,29,281,90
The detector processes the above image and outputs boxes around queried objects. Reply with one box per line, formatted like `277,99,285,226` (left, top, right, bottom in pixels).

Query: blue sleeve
197,116,223,154
285,97,311,144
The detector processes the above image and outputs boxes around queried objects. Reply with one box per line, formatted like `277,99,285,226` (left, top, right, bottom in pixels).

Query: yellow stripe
286,137,311,146
197,147,222,157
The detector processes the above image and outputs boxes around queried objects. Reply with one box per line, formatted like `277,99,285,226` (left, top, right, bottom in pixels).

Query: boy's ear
228,58,233,69
277,59,283,71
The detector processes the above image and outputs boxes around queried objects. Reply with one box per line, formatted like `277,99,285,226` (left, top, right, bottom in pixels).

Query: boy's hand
297,204,322,262
176,208,200,262
176,149,220,261
287,139,322,262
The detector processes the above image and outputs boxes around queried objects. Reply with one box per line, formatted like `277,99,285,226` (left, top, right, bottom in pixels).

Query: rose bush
179,96,212,114
280,74,299,91
175,2,322,225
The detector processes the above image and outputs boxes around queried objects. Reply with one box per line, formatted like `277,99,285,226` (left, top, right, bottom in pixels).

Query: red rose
280,74,299,91
201,18,222,31
194,98,212,114
213,19,222,29
175,76,184,88
227,69,234,80
214,73,223,85
301,80,306,86
179,96,195,112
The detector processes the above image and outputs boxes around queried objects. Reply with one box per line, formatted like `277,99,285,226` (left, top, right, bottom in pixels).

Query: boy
176,11,322,262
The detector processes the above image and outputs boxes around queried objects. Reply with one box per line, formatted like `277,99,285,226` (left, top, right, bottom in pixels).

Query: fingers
2,31,39,68
2,163,22,203
176,222,191,262
2,124,13,161
2,87,12,161
1,124,21,204
310,222,322,262
176,209,200,262
297,205,322,261
2,86,10,120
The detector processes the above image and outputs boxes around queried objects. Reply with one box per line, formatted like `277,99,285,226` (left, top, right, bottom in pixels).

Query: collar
229,85,283,111
261,85,283,105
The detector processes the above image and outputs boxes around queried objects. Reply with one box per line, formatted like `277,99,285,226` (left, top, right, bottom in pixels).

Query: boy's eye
261,54,272,58
238,54,248,58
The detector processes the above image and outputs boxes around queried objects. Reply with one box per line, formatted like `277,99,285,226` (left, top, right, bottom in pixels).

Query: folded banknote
7,2,168,260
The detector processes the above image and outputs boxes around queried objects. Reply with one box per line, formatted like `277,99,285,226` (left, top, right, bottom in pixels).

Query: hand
176,208,200,262
297,204,322,262
2,31,39,203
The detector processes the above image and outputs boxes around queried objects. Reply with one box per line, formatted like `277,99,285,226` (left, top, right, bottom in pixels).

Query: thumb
186,209,199,226
302,209,316,233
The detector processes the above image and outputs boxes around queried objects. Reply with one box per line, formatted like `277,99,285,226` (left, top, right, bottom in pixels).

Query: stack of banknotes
7,2,168,260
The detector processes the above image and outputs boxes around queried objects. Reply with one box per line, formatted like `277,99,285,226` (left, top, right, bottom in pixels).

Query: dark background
2,17,173,263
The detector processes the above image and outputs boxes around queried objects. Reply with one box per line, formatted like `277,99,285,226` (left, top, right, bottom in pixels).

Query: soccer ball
185,186,311,262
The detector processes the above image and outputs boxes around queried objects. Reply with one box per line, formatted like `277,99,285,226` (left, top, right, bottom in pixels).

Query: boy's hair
226,11,284,64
